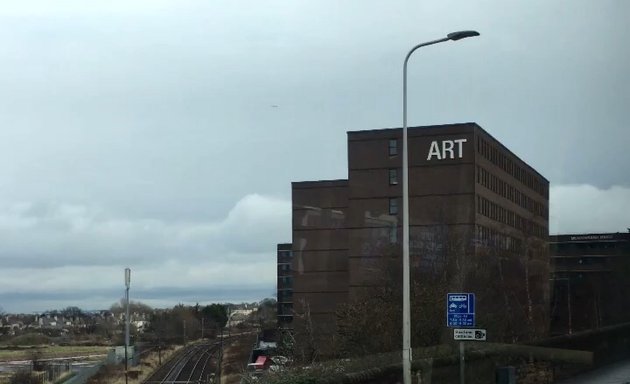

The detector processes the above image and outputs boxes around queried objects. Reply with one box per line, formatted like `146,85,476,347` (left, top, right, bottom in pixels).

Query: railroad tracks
143,342,220,384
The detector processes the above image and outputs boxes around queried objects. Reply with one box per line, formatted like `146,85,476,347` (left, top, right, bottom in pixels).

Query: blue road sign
447,293,475,327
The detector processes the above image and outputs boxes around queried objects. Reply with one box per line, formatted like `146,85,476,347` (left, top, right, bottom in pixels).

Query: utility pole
183,320,187,345
217,326,223,381
124,268,131,384
201,317,205,340
227,306,231,338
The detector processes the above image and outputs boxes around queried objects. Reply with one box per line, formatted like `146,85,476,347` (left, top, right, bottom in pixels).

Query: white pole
402,37,448,384
401,31,478,384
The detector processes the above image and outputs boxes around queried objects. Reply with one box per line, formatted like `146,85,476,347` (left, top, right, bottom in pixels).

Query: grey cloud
550,184,630,234
0,0,628,312
0,286,268,313
0,194,290,269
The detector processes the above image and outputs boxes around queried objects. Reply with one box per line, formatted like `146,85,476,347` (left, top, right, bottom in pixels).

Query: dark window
389,225,397,244
389,169,398,185
388,139,398,156
389,198,398,215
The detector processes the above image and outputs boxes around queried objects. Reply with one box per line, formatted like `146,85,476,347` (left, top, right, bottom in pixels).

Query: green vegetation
5,333,50,346
0,345,107,362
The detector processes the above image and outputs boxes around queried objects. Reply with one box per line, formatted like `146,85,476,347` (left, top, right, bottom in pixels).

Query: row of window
553,257,608,267
477,195,547,238
278,250,292,257
476,224,524,252
278,291,293,303
278,263,291,275
278,303,293,316
477,165,548,218
278,276,293,287
477,136,548,198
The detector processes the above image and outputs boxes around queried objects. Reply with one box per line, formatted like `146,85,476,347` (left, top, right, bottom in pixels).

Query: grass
0,345,108,362
81,344,182,384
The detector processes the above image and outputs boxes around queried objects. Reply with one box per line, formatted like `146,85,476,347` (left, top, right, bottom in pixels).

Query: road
557,359,630,384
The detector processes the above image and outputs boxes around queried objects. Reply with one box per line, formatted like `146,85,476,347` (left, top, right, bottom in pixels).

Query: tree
148,304,201,344
200,304,228,329
110,300,153,315
333,220,550,359
60,306,84,318
255,298,277,330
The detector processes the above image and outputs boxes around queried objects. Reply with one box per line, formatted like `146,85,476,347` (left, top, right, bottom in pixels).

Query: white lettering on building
426,138,467,160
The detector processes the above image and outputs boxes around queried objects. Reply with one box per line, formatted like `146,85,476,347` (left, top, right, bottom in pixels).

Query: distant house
132,320,149,333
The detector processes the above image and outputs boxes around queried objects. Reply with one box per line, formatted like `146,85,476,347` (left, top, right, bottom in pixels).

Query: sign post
447,293,476,384
459,341,465,384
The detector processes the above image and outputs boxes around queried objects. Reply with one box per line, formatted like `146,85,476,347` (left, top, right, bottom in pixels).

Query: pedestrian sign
447,293,475,327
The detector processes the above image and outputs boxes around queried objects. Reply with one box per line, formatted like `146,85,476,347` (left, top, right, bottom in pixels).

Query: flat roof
550,232,630,243
291,179,348,188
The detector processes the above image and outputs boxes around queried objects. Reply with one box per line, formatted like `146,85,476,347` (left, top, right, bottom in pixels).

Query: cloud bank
550,184,629,235
0,194,291,312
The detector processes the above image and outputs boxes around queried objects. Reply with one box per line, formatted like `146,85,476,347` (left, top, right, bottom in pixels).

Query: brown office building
291,122,549,355
550,232,630,335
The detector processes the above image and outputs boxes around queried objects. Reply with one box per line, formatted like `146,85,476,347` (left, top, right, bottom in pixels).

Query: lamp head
447,30,480,41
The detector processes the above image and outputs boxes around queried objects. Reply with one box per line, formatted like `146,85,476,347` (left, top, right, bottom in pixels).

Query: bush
9,370,40,384
8,333,50,346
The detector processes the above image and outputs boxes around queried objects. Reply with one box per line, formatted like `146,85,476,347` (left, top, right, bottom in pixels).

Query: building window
390,225,398,244
389,198,398,215
389,169,398,185
388,139,398,156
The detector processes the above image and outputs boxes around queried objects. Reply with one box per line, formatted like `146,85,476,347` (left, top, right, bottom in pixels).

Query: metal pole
218,327,223,380
459,341,465,384
402,37,449,384
401,32,478,383
124,268,130,384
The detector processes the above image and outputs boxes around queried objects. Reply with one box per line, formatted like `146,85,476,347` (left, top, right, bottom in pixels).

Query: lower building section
550,233,630,335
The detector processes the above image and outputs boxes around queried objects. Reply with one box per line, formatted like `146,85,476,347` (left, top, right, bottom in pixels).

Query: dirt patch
221,334,257,384
85,345,181,384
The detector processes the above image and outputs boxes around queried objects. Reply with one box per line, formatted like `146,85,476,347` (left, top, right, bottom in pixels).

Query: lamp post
401,30,479,384
124,267,131,384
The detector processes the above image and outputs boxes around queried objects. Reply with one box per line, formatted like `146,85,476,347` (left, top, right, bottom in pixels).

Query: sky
0,0,628,313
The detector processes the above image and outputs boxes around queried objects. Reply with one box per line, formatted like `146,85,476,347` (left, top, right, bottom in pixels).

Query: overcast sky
0,0,628,313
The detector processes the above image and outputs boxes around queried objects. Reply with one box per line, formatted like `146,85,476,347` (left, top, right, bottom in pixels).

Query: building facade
290,122,550,355
291,180,348,348
277,243,294,328
549,232,630,335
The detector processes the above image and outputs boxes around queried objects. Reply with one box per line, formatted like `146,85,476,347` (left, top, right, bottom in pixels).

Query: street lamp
124,268,131,384
401,30,479,384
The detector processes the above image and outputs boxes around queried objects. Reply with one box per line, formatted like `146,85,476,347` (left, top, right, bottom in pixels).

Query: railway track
143,342,220,384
